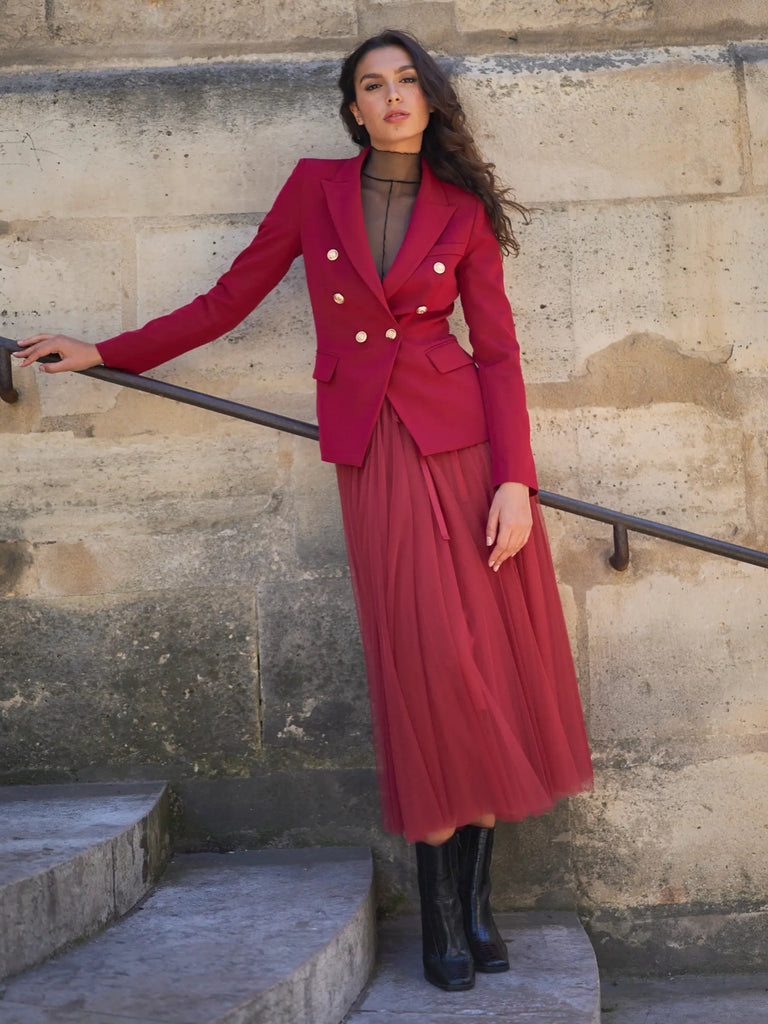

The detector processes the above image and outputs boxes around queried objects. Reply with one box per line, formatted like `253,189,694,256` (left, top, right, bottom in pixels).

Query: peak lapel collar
383,159,456,300
321,151,457,311
321,149,390,314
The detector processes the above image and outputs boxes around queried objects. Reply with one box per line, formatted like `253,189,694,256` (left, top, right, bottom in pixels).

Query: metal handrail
2,334,767,571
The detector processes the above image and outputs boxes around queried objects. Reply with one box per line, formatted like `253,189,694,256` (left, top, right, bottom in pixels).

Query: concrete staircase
0,782,376,1023
0,783,604,1023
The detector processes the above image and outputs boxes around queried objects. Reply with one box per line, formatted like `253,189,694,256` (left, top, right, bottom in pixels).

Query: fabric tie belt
419,456,451,541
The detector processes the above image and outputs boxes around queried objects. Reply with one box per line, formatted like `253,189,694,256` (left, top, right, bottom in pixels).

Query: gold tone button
385,328,397,340
327,248,339,261
355,331,368,344
333,293,345,304
433,261,446,274
416,305,427,314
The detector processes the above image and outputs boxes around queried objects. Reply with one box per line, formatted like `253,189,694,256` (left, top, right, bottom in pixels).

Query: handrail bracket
0,347,19,404
609,523,630,572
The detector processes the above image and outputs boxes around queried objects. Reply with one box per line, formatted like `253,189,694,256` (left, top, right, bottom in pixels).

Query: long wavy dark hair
338,29,530,257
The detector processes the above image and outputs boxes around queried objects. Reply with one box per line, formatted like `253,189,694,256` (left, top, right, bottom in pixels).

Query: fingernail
486,536,493,546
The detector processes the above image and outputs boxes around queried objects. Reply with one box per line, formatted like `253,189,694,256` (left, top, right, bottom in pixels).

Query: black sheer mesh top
360,147,422,279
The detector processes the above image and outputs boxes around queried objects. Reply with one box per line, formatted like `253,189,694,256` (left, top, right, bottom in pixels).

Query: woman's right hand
14,334,104,373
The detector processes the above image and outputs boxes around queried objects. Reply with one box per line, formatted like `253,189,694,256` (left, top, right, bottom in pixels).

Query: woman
16,30,593,993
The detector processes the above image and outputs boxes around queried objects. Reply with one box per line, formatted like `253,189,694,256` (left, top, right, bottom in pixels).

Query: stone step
0,781,170,981
601,973,768,1023
344,910,601,1023
0,847,375,1024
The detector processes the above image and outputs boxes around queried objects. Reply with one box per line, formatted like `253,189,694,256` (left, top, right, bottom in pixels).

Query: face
349,44,432,152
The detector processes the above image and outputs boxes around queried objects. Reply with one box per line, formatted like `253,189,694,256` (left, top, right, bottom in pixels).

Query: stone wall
2,1,768,973
3,0,768,59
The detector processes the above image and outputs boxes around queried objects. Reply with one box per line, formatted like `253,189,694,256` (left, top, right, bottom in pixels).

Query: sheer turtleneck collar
363,146,422,185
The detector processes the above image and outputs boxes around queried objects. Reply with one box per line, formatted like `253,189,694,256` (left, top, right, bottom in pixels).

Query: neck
364,146,421,182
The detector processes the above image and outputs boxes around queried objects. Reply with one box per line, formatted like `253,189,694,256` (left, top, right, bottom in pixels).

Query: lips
384,109,409,122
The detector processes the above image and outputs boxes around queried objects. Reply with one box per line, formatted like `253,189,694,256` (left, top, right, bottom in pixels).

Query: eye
400,76,418,84
364,82,381,91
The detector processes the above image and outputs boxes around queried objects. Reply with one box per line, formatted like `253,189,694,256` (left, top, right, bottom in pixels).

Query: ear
349,101,364,126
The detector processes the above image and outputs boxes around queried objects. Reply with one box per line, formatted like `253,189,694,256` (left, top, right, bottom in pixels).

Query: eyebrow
359,64,417,83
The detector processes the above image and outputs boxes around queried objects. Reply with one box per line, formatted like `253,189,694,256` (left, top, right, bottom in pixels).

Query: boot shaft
457,824,494,901
456,824,509,973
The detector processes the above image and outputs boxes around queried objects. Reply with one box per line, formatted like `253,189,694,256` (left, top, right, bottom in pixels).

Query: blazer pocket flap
430,243,466,256
426,339,475,374
312,350,339,383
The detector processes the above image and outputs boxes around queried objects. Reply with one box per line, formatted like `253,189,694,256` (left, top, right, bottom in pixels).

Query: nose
386,83,401,103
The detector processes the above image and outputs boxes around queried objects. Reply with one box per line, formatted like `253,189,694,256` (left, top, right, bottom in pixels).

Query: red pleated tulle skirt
336,400,593,842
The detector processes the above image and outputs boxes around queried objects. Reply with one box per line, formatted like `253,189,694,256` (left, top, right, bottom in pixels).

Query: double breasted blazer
97,148,537,491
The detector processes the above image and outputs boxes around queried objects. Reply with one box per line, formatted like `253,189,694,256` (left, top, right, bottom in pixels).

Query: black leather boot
416,834,475,991
457,825,510,972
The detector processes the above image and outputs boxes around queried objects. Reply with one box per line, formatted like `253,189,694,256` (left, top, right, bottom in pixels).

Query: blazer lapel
322,150,390,314
383,160,456,300
321,151,457,311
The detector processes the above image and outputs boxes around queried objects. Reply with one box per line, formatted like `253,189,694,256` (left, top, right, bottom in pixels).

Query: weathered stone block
0,237,123,416
530,333,740,463
589,904,768,975
657,0,768,34
0,64,349,221
744,58,768,189
359,2,455,44
290,434,348,569
0,589,260,779
0,1,46,51
493,800,581,910
175,770,382,846
532,403,748,536
462,0,655,34
258,577,371,763
455,0,652,34
508,207,574,384
32,518,294,599
573,755,768,908
49,0,356,44
0,430,279,542
455,0,768,40
133,219,316,391
529,408,582,500
456,50,742,202
586,565,768,756
568,198,768,375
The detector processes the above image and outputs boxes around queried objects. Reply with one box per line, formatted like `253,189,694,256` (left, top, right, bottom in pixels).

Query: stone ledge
588,904,768,975
0,781,170,980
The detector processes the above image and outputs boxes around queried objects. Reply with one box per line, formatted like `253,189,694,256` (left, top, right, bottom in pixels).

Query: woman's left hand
486,481,532,572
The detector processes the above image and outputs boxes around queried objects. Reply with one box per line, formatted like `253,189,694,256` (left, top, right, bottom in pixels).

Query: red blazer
97,148,537,490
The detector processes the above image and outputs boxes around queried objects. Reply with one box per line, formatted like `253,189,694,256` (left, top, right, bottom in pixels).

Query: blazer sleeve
455,202,538,492
96,160,306,374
